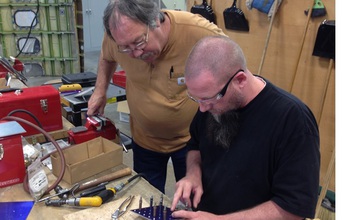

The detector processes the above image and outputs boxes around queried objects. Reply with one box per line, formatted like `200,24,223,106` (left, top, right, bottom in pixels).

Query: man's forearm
186,150,202,180
94,55,118,94
219,201,302,220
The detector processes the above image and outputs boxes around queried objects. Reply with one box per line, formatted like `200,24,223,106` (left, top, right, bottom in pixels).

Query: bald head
185,36,247,83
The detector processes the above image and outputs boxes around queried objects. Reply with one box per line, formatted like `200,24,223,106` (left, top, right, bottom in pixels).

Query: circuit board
131,205,178,220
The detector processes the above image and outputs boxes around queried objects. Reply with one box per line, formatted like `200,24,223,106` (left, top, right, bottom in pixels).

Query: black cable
127,173,146,183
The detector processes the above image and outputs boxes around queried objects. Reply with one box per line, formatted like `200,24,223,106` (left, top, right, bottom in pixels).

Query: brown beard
206,110,240,149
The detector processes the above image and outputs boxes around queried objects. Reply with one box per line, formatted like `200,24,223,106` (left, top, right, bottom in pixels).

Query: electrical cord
2,116,66,195
7,109,48,142
8,109,44,129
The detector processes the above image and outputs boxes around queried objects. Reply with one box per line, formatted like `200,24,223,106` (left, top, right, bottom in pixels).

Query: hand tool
79,183,108,197
45,173,144,207
37,184,79,202
111,195,135,220
77,167,132,192
37,168,131,203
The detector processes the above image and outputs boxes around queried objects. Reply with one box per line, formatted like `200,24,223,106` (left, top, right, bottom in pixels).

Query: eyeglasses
117,26,149,53
187,69,244,104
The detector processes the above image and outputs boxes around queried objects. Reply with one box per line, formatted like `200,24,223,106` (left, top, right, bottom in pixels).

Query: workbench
0,164,172,220
1,79,170,219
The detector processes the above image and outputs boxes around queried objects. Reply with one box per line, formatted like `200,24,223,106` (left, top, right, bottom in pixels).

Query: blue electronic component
131,205,178,220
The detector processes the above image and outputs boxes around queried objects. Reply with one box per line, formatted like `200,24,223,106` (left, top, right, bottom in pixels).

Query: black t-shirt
187,78,320,218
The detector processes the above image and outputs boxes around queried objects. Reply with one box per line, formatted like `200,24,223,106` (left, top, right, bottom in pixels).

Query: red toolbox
112,70,126,88
0,85,63,136
0,121,26,188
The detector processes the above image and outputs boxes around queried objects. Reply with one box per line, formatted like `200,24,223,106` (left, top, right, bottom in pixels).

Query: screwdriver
45,173,145,207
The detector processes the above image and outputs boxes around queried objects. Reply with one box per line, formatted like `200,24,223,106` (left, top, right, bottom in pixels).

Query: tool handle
78,197,103,207
78,167,132,191
97,188,116,204
80,184,106,197
58,84,82,92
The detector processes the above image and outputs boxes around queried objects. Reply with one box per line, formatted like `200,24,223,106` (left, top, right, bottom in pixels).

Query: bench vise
68,115,118,144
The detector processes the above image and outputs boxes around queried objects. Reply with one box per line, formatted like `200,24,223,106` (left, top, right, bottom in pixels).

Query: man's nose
131,49,144,58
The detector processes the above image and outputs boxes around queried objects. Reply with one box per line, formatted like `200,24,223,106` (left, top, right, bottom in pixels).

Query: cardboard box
117,100,130,123
51,137,123,184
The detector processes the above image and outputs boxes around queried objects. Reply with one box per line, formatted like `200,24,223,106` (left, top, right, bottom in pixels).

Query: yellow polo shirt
102,10,226,153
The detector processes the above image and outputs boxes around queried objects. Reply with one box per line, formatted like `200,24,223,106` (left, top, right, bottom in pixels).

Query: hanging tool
289,0,325,92
191,0,216,24
257,0,281,75
223,0,249,31
304,0,327,17
45,173,144,207
289,0,328,92
111,195,135,220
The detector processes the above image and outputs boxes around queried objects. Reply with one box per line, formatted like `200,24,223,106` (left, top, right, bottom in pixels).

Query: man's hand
87,92,107,116
170,175,203,211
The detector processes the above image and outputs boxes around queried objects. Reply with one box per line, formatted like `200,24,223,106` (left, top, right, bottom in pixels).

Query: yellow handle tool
58,84,82,92
45,188,116,207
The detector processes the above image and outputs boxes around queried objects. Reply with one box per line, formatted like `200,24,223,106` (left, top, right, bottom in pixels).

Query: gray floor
26,50,176,199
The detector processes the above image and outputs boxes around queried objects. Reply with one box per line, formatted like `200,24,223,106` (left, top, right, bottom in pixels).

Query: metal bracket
40,99,48,113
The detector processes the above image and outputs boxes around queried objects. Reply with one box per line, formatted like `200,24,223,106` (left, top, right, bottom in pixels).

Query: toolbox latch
40,99,48,113
0,144,4,160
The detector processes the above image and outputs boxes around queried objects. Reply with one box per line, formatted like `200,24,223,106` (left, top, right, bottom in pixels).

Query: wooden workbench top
0,164,170,220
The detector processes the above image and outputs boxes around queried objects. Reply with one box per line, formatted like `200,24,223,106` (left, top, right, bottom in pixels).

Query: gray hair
103,0,164,39
185,36,247,84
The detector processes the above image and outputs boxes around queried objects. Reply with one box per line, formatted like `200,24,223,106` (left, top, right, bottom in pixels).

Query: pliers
111,195,135,220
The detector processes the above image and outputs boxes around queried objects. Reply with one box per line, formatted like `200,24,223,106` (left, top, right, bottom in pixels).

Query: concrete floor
26,50,176,199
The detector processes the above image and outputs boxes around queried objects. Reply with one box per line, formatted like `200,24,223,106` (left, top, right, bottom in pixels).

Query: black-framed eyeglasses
187,69,244,104
117,25,149,53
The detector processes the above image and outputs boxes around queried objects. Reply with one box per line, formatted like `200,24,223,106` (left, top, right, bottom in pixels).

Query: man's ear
235,71,247,85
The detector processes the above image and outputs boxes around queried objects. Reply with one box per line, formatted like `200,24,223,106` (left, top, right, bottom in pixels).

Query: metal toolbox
0,121,26,188
0,85,63,136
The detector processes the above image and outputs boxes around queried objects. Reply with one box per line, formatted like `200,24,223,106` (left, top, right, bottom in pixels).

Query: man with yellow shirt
87,0,226,193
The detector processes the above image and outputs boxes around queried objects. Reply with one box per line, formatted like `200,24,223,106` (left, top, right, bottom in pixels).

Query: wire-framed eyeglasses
187,69,244,104
117,25,149,53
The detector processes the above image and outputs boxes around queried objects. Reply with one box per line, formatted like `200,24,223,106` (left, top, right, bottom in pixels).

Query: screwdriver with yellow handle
45,174,144,207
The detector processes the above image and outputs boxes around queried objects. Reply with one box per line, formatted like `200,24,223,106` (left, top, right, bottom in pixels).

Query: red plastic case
0,85,63,136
